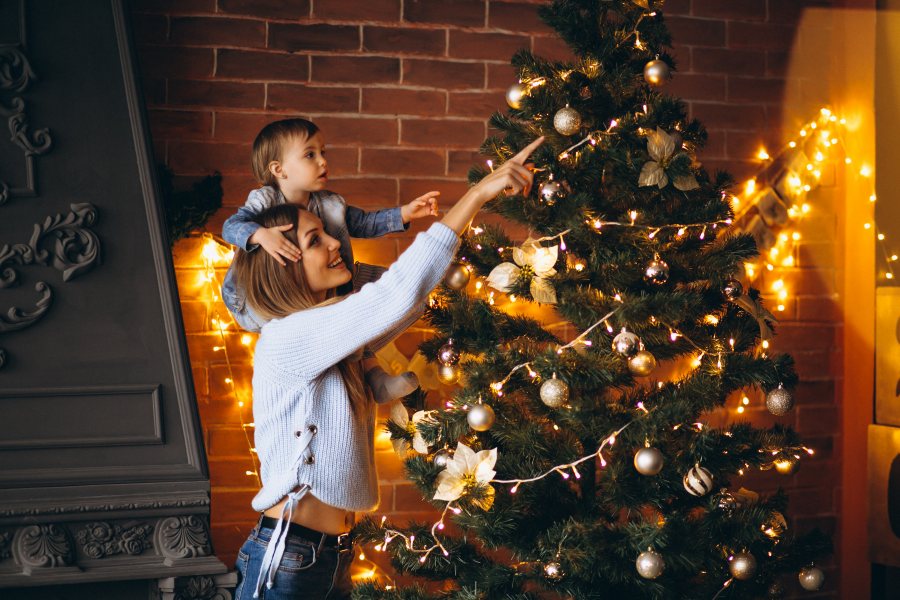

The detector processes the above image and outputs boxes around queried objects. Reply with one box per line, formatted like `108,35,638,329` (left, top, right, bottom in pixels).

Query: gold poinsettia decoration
486,239,558,304
433,442,498,511
638,127,700,191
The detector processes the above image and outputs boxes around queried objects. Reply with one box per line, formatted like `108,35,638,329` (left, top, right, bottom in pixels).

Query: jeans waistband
257,515,353,552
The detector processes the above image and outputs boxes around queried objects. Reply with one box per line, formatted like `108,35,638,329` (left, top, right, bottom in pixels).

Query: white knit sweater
250,222,460,512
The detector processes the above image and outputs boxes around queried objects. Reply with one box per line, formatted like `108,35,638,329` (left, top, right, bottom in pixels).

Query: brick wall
132,0,845,594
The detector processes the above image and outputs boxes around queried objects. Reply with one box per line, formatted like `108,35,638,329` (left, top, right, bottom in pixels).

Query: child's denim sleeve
222,206,263,251
344,205,406,239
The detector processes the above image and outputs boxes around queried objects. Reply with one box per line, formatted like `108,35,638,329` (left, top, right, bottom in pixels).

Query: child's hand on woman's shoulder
400,191,440,224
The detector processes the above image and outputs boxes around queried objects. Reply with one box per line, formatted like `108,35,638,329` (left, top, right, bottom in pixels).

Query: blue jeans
233,524,353,600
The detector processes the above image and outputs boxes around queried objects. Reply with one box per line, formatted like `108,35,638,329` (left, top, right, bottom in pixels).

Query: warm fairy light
704,314,719,325
629,210,638,224
241,334,253,345
744,179,756,196
860,164,873,177
864,222,872,230
756,148,770,160
870,194,877,202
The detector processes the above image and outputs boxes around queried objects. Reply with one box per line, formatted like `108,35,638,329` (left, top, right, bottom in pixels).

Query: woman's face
296,211,352,297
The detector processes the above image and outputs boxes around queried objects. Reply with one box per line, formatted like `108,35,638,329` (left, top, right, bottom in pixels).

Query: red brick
702,158,755,182
403,59,485,89
663,0,692,15
403,0,486,28
487,63,518,88
328,177,398,206
668,73,727,102
489,1,548,33
362,88,447,116
796,295,840,322
213,112,272,143
448,90,505,118
319,146,359,176
701,129,726,158
770,323,835,352
531,35,576,63
267,84,360,113
269,23,360,53
448,149,483,176
169,80,265,108
797,405,839,436
767,1,832,25
798,242,837,269
218,0,310,20
141,77,167,106
311,55,400,84
170,16,265,48
691,0,766,21
220,175,261,206
148,109,213,139
138,46,214,78
210,522,255,565
179,301,209,333
209,457,260,487
361,147,445,176
169,141,250,174
449,30,530,61
728,76,786,103
313,0,401,22
794,380,836,406
728,21,797,51
209,489,258,524
665,16,726,48
400,179,469,203
690,102,768,131
401,118,484,147
216,49,308,81
790,350,834,380
363,26,446,55
394,483,435,512
314,116,398,145
132,0,214,12
789,486,837,515
690,47,766,77
210,364,254,398
726,130,780,161
132,14,168,44
207,426,256,457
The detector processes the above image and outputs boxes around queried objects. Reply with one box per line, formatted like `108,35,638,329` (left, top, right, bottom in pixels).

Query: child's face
276,132,328,195
295,210,351,297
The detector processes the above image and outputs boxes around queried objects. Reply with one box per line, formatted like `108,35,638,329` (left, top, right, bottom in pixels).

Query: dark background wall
130,0,844,595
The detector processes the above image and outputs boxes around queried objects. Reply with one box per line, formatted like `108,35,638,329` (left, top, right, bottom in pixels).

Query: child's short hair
251,118,320,187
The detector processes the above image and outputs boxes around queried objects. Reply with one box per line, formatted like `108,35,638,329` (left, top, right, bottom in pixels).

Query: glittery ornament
643,59,671,87
538,180,565,205
798,566,825,591
634,447,664,475
433,448,452,469
612,328,641,358
467,403,495,431
762,510,788,538
774,458,799,475
543,561,565,582
715,489,738,514
540,375,569,408
553,106,582,136
766,384,794,416
729,551,757,580
635,549,665,579
628,350,657,376
683,463,714,496
444,263,470,290
506,83,527,109
438,339,460,366
767,580,785,599
723,278,744,300
436,363,460,385
644,257,670,284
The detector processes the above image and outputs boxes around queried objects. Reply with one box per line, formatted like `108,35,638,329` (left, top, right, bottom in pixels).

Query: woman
231,137,543,599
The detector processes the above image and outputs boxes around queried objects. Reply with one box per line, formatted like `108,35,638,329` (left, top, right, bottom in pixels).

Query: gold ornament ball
683,463,714,496
723,278,744,301
798,566,825,591
774,458,799,475
438,340,460,366
612,329,641,358
635,549,665,579
766,386,794,416
628,350,657,376
634,447,664,476
644,258,670,285
729,551,757,580
436,363,460,385
444,263,471,290
543,561,565,582
540,377,569,408
467,403,495,431
506,83,527,109
643,59,671,87
433,448,452,469
553,106,582,136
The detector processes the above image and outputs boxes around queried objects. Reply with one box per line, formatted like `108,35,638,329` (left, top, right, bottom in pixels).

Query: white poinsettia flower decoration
486,239,558,304
638,127,699,191
389,402,434,456
433,442,498,508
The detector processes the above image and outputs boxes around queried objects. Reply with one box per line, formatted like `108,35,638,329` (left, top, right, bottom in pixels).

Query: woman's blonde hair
232,204,371,413
251,118,320,187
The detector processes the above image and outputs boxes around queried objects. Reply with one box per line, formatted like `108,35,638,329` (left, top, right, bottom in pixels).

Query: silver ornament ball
543,561,565,582
643,59,671,87
433,448,453,469
467,403,495,432
436,363,460,385
798,566,825,591
540,377,569,408
438,340,460,366
538,180,565,205
635,549,665,579
506,83,527,109
766,386,794,416
723,278,744,300
444,263,471,290
628,350,657,376
612,329,641,358
644,258,670,285
634,447,664,476
729,551,757,581
683,463,714,497
553,106,582,136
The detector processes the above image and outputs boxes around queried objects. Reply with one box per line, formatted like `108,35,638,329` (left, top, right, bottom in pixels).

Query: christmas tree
356,1,831,597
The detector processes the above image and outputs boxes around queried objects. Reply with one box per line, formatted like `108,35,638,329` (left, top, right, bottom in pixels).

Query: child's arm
222,188,301,266
345,191,440,239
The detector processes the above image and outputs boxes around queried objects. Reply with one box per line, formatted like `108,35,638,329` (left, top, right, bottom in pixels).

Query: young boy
221,118,439,403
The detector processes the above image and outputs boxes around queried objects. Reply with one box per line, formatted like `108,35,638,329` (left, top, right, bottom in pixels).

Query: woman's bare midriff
263,489,355,535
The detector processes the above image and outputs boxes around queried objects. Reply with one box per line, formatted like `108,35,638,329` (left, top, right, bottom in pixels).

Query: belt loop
318,531,327,553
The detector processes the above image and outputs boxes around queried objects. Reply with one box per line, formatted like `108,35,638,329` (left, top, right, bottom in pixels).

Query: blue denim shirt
221,186,406,332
